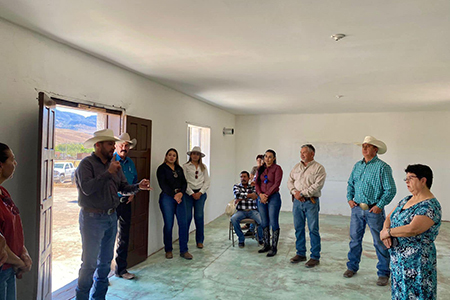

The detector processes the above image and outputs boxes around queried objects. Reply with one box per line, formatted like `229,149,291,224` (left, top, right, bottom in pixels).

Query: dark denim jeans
159,193,189,254
347,205,390,277
230,210,262,243
184,193,207,244
258,192,282,230
115,201,132,276
293,198,321,260
76,209,118,300
0,267,15,300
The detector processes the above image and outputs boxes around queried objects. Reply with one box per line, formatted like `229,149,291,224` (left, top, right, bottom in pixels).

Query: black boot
267,228,280,257
258,227,271,253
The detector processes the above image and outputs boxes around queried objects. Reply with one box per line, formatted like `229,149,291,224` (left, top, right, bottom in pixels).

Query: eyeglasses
403,175,418,182
264,175,268,184
172,170,178,178
195,170,199,179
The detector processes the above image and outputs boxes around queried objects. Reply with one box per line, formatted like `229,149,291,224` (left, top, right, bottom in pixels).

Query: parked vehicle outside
54,161,76,183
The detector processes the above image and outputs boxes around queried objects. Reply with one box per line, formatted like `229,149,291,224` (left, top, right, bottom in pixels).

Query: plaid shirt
347,155,396,209
233,183,257,210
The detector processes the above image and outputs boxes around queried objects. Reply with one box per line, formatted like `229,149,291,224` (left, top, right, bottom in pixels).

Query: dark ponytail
0,143,10,163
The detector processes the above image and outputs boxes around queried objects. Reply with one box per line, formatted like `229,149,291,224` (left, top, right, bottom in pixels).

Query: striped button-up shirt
347,155,396,209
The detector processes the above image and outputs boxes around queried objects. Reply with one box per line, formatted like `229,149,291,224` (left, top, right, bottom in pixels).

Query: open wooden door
126,115,152,267
36,92,56,300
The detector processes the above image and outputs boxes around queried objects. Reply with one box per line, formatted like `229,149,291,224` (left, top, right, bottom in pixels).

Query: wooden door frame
125,115,152,267
36,92,56,300
39,95,124,299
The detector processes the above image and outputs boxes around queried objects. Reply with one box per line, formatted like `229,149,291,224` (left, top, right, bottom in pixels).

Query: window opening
187,124,211,171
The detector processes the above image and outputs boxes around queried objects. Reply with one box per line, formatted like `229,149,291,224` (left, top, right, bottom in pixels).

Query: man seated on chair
231,171,262,248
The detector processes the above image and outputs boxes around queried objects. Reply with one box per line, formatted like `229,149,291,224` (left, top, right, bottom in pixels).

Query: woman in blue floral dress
380,164,441,300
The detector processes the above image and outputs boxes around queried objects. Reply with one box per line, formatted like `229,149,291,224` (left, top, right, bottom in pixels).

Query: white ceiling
1,0,449,115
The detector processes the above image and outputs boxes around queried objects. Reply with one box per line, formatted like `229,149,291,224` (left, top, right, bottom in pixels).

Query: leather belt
356,202,377,210
82,207,116,215
291,195,317,204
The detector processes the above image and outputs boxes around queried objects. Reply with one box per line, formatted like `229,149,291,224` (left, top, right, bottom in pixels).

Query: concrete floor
103,212,450,300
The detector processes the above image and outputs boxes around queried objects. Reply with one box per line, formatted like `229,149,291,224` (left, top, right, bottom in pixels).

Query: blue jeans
159,193,189,254
184,193,207,244
76,209,118,300
258,192,282,230
347,206,390,277
293,198,321,260
230,210,263,243
0,267,16,300
115,201,132,276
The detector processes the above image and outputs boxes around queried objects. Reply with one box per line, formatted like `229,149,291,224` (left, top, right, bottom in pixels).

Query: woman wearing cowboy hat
182,147,210,249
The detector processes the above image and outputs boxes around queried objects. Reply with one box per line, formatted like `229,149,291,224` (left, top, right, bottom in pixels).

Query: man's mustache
120,149,128,153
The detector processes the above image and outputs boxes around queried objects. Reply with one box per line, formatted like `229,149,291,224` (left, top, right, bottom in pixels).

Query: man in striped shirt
231,171,262,248
343,136,396,287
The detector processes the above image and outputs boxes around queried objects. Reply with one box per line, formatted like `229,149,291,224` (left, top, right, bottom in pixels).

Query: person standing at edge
255,149,283,257
183,146,210,249
0,143,32,300
344,136,396,287
75,129,151,300
287,144,326,268
113,133,138,280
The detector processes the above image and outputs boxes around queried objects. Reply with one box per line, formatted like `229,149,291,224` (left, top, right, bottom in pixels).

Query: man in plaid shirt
344,136,396,287
231,171,262,248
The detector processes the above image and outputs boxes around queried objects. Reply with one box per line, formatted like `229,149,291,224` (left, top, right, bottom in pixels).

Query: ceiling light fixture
331,34,346,41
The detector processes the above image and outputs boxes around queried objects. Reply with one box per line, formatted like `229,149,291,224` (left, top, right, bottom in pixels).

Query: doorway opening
51,103,122,296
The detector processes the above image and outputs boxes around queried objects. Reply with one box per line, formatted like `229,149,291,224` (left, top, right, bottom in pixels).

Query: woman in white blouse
183,146,210,249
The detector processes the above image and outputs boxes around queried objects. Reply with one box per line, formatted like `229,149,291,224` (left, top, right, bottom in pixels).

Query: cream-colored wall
0,18,235,299
235,112,449,221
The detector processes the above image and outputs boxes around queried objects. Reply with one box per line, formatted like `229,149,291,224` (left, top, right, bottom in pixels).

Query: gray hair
301,144,315,153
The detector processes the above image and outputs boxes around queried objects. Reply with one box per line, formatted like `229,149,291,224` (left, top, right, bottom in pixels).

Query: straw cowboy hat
83,129,120,148
117,133,137,149
187,146,205,157
357,136,387,154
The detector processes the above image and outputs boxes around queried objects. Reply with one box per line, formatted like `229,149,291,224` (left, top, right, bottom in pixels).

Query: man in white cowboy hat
344,136,396,287
113,133,138,280
75,129,151,300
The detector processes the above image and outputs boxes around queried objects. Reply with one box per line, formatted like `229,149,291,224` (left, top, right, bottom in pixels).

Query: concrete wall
0,18,235,299
235,112,450,220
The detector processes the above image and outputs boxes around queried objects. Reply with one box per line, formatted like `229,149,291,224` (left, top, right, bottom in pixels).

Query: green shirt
347,155,396,209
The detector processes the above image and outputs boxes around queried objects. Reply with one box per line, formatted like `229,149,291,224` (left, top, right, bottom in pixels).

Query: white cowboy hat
117,133,137,149
83,129,120,148
187,146,205,157
356,136,387,154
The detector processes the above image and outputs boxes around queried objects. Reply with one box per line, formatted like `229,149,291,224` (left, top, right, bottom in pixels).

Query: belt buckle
107,208,114,215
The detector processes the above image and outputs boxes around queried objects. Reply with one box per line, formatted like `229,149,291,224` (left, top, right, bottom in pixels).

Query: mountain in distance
55,110,96,134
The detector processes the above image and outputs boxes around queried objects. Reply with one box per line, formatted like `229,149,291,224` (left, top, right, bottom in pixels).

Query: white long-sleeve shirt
287,160,326,198
182,161,210,196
